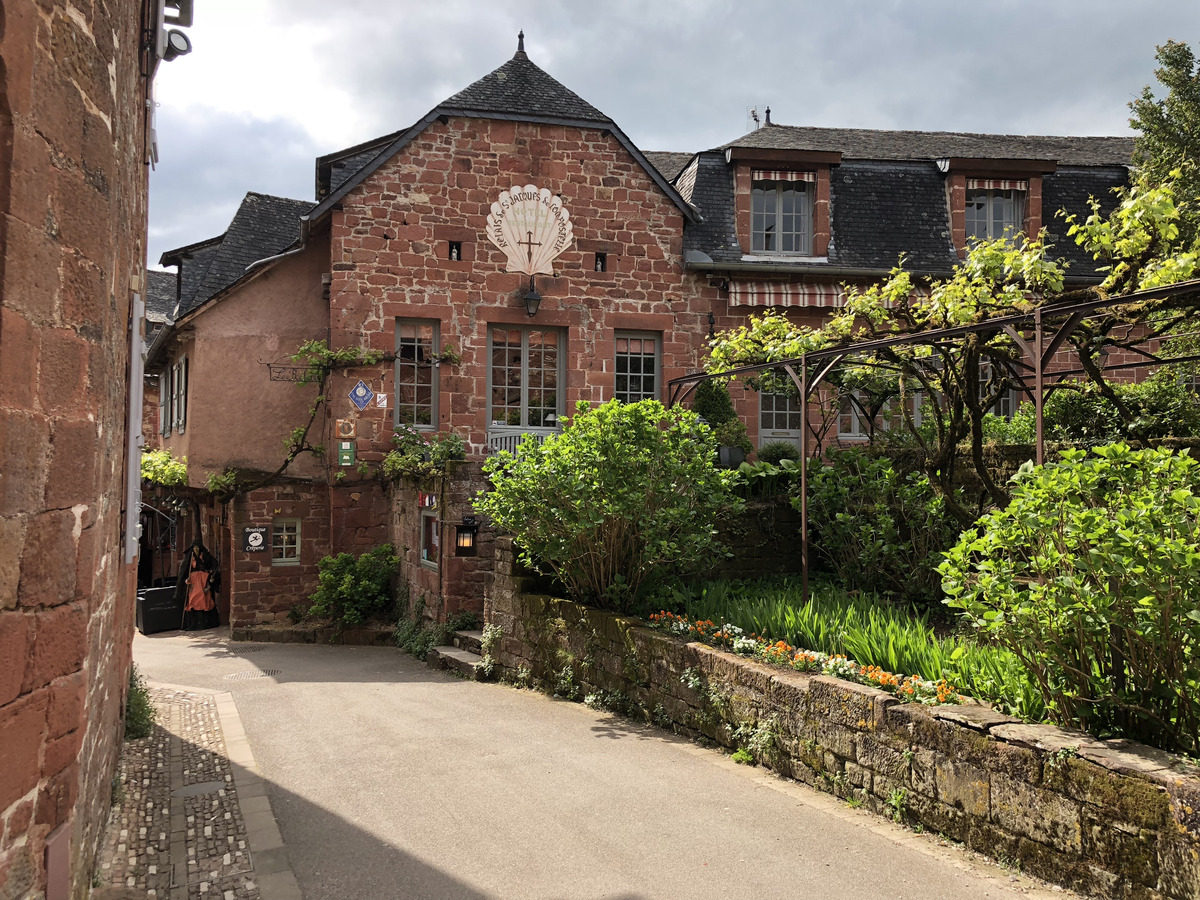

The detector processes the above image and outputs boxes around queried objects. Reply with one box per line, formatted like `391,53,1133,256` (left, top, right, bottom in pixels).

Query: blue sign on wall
349,380,374,411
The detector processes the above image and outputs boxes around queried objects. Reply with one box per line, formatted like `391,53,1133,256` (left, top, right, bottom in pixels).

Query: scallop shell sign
485,185,574,276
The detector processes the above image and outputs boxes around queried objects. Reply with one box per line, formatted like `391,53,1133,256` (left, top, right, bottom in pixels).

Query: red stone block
0,690,49,810
34,763,77,829
46,672,84,740
40,727,82,778
36,329,91,416
0,308,39,408
21,603,86,694
0,612,30,706
44,418,99,510
17,510,77,608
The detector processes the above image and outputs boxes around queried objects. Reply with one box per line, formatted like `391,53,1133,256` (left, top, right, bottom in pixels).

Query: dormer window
751,170,813,254
965,179,1027,241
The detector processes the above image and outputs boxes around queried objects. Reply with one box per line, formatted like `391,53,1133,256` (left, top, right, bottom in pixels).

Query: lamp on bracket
523,276,542,317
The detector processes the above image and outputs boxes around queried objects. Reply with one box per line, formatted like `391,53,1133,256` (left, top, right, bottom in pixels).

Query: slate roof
161,192,312,319
643,152,694,182
1042,167,1128,275
683,125,1133,277
829,161,957,270
723,124,1135,166
306,42,698,225
145,269,177,322
440,47,609,122
682,152,740,263
316,132,401,200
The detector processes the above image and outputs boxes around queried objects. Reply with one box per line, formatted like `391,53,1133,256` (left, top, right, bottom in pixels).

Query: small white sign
375,393,388,408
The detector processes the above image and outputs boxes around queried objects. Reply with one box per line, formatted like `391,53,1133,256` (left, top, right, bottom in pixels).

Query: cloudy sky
148,0,1200,266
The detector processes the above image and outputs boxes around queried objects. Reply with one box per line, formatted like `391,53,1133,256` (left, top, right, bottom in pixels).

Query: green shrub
758,441,802,465
691,379,738,425
140,449,187,487
731,459,799,499
941,443,1200,753
690,381,752,456
308,543,400,630
476,399,739,611
982,371,1200,447
392,596,476,659
124,663,155,740
803,449,962,608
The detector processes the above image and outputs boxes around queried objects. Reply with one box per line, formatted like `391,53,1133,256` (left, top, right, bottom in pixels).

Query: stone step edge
427,646,484,679
452,629,484,655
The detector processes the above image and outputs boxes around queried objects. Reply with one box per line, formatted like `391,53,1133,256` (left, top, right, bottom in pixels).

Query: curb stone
92,683,300,900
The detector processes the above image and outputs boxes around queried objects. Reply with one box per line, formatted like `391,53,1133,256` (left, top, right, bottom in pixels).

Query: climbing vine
205,341,385,501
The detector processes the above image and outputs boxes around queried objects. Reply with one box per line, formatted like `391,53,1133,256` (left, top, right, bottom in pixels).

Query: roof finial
515,30,527,59
764,106,772,126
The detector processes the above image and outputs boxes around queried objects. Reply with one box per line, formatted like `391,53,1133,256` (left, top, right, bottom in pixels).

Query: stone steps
452,629,484,655
426,645,484,679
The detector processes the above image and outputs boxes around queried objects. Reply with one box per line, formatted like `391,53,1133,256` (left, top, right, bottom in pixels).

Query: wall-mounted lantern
524,277,542,317
455,515,480,557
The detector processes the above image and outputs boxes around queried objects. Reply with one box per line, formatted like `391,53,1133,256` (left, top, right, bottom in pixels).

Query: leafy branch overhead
140,448,188,487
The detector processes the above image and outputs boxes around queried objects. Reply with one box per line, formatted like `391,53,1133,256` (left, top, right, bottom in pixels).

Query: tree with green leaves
710,235,1067,524
475,400,739,610
1129,40,1200,248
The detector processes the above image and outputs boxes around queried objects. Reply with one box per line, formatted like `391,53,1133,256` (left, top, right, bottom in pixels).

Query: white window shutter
178,357,188,433
159,372,168,436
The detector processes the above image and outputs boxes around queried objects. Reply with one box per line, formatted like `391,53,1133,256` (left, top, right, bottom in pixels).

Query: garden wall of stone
487,538,1200,900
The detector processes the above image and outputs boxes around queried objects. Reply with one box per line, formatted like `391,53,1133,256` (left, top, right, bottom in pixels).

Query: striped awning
728,281,845,308
752,169,816,183
966,178,1028,191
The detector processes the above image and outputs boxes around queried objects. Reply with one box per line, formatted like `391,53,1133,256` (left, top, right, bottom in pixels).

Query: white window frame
965,189,1025,242
419,511,439,570
837,390,925,440
271,518,301,567
979,360,1023,419
758,390,805,449
751,180,813,255
394,318,439,430
613,331,660,404
171,356,188,435
487,326,566,429
159,371,170,437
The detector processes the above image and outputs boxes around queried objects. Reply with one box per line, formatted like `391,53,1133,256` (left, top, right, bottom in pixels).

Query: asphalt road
134,628,1074,900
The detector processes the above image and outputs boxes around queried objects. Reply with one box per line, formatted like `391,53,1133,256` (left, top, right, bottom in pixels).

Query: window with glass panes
271,518,300,566
978,360,1022,418
394,319,438,428
751,172,813,254
759,391,804,432
614,333,659,403
488,327,563,427
965,189,1025,241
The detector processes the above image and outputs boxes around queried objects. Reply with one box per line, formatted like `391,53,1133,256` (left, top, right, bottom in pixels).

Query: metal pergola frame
668,278,1200,605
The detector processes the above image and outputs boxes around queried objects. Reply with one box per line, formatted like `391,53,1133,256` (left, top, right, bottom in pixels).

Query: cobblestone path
95,688,288,900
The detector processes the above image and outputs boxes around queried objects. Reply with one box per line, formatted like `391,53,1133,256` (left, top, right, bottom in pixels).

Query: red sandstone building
145,37,1131,630
1,0,182,896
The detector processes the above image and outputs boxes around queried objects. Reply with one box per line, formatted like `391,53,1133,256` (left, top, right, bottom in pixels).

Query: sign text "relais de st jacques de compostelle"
485,184,575,276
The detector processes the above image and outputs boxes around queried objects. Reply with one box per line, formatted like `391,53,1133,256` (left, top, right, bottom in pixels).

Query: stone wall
228,483,330,627
488,538,1200,900
712,498,804,580
0,1,153,896
0,1,152,897
389,463,494,620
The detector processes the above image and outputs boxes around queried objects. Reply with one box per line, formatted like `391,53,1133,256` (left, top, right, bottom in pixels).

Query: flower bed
649,611,961,705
